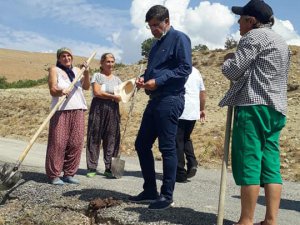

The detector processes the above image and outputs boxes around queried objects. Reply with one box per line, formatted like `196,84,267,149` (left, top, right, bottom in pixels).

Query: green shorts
231,105,286,186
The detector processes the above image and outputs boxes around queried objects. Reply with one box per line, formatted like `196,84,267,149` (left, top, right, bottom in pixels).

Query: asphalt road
0,137,299,225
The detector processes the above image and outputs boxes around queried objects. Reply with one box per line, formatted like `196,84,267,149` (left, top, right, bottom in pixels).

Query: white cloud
165,0,190,31
1,0,300,64
273,19,300,46
112,0,166,63
228,17,300,47
0,24,123,62
130,0,161,28
184,1,235,49
22,0,130,34
0,25,55,52
115,0,235,63
121,0,300,62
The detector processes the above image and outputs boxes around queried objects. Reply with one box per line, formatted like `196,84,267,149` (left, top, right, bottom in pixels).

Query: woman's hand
113,95,122,103
80,61,90,90
81,61,89,71
61,88,70,97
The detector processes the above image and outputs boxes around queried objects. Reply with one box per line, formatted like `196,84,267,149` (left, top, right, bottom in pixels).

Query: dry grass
0,47,299,181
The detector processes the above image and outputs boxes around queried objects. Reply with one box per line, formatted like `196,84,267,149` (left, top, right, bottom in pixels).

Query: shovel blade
0,163,22,191
111,157,125,179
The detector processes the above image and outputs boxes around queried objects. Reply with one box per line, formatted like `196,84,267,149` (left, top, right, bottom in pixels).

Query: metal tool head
0,163,22,191
111,157,125,179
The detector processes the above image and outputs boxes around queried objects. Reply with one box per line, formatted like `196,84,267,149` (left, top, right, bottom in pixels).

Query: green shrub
193,44,209,52
0,76,8,89
115,62,126,69
224,37,238,49
141,38,156,58
0,76,48,89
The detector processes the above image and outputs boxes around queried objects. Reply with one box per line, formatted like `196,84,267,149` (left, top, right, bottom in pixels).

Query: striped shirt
219,27,290,115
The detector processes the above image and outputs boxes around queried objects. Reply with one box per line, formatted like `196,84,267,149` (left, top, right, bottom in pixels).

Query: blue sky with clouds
0,0,299,64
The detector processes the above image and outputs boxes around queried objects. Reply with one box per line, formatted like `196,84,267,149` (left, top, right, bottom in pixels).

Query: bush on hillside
141,38,156,58
0,76,48,89
193,44,209,52
90,62,126,74
225,37,238,49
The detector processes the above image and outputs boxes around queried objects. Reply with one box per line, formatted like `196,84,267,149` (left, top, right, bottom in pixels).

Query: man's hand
136,77,157,91
224,52,235,61
143,79,157,91
200,110,206,123
136,77,145,89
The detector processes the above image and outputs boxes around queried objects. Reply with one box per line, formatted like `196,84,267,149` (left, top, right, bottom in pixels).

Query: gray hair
99,53,115,72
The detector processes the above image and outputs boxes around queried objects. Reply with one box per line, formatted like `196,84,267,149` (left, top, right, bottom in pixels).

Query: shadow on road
63,188,235,225
21,170,48,183
123,170,163,180
77,168,163,180
124,206,235,225
257,196,300,212
63,188,131,202
232,195,300,212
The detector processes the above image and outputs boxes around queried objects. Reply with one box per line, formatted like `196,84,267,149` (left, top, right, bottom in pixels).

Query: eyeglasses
146,20,165,30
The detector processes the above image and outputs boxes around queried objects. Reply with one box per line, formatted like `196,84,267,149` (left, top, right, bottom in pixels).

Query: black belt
149,92,181,100
149,92,162,100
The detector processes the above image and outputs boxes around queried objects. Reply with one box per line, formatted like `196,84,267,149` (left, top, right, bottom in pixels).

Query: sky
0,0,299,64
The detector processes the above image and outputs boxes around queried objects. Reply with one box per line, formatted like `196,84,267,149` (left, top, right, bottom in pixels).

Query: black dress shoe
187,166,197,178
176,176,188,183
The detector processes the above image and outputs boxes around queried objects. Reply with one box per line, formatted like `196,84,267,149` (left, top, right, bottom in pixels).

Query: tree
192,44,209,52
224,37,238,49
141,38,155,58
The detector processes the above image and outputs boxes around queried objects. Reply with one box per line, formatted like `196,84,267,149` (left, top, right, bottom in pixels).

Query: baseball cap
232,0,273,23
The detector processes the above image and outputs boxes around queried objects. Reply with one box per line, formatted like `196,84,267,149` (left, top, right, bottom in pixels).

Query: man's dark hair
145,5,169,22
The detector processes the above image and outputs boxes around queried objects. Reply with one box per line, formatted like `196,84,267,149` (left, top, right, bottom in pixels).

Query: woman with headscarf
45,47,90,185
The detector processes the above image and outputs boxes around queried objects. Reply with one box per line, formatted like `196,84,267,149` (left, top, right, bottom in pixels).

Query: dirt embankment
0,47,299,182
0,47,299,225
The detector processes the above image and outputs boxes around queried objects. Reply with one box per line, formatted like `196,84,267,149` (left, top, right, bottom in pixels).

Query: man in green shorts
219,0,290,225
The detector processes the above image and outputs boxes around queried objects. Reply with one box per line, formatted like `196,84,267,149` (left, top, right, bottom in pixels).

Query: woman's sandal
233,221,264,225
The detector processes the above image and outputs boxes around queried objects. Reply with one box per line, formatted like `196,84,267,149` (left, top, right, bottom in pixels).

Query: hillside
0,48,100,82
0,47,299,181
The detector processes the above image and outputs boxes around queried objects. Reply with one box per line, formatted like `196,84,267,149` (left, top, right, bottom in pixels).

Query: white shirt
180,67,205,120
50,67,87,111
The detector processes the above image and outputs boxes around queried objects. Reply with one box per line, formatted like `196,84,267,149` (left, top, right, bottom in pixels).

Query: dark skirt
86,98,120,170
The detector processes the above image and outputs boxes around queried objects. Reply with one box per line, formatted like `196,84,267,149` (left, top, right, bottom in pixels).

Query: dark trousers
86,98,120,170
176,119,198,180
135,95,184,201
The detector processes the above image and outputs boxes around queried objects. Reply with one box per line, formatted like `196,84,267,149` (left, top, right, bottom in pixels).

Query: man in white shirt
176,66,206,183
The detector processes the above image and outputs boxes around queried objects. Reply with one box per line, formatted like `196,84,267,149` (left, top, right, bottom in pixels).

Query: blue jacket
144,26,192,97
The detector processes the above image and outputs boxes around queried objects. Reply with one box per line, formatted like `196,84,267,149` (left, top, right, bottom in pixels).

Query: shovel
111,65,144,178
0,51,97,191
217,104,233,225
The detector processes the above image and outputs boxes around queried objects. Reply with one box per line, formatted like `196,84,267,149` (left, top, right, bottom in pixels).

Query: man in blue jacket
129,5,192,210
